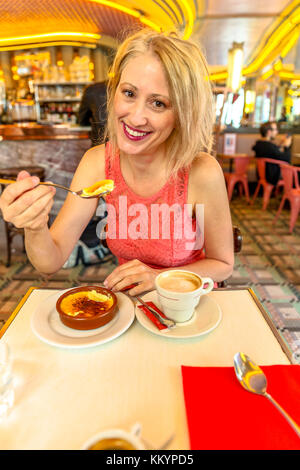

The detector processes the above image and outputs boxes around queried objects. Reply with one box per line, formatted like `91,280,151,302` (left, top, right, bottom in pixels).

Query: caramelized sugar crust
56,286,118,330
60,290,114,317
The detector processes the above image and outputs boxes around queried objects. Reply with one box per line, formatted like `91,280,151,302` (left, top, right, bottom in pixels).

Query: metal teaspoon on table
234,352,300,438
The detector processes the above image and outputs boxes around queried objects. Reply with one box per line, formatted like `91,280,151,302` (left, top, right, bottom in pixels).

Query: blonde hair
106,28,215,174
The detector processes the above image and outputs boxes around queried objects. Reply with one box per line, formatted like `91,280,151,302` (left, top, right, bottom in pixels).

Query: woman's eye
152,100,166,109
123,89,134,98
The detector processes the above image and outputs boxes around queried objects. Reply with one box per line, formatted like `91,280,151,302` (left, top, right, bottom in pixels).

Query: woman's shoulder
82,143,106,162
75,143,106,181
189,152,223,186
82,143,106,168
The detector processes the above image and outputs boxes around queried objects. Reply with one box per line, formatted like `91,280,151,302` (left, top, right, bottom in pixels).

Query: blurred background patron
252,121,292,185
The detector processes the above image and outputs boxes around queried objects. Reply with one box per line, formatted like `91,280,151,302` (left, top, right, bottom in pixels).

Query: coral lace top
104,143,205,269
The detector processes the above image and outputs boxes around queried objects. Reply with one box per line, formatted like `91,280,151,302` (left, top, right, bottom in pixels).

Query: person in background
0,29,234,295
78,81,108,147
278,106,287,123
252,121,292,185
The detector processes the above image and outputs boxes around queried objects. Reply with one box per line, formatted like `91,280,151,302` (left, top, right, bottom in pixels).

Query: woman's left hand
103,259,161,295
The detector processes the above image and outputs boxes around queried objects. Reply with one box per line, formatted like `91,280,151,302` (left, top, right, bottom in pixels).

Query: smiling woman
111,52,176,162
106,29,215,176
0,28,234,295
100,29,234,293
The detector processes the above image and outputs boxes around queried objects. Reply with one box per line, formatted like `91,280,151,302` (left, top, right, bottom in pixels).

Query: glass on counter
11,99,37,122
37,55,93,84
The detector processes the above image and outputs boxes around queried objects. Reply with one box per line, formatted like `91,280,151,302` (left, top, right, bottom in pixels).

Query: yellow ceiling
0,0,299,80
0,0,203,48
195,0,300,81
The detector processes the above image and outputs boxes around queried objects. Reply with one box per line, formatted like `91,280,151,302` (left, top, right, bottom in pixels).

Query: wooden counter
0,123,90,140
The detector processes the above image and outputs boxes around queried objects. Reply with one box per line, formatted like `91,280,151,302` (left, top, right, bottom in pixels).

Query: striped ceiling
0,0,202,47
0,0,141,45
0,0,299,74
194,0,292,65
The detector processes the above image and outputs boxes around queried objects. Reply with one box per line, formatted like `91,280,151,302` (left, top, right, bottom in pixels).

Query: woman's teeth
124,123,148,137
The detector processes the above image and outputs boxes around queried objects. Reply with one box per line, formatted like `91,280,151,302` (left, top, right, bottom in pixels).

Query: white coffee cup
155,270,214,323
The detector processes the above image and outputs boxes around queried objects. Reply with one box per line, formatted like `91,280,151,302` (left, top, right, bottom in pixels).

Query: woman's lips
122,122,152,141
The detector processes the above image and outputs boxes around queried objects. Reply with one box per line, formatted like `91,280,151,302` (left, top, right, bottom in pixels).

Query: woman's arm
2,145,106,275
42,145,106,273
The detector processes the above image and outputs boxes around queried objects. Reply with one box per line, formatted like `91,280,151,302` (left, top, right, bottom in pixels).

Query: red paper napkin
181,365,300,450
138,302,168,331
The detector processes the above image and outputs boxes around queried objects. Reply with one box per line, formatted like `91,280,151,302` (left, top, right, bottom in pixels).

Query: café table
292,153,300,166
0,286,294,450
216,153,254,173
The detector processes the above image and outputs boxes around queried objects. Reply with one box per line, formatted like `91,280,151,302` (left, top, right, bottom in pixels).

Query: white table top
0,287,291,450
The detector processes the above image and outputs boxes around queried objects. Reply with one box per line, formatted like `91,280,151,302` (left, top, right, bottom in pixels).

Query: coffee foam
158,272,201,293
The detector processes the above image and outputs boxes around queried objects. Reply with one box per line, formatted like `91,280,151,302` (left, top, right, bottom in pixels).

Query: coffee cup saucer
135,290,222,339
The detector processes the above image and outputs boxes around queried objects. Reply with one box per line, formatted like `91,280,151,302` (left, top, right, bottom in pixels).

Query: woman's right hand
0,170,56,231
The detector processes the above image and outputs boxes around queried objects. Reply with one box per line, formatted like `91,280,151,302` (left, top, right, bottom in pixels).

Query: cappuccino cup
155,270,214,323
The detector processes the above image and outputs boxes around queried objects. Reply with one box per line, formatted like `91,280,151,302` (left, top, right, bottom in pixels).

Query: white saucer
31,290,135,349
135,290,222,339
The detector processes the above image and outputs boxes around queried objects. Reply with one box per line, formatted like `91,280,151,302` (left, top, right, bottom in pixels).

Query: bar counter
0,123,91,214
0,123,90,140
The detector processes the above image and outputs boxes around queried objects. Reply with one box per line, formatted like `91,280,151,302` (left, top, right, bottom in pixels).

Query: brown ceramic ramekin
56,286,118,330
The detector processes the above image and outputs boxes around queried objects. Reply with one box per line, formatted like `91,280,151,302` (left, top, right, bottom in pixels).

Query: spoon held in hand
0,178,114,199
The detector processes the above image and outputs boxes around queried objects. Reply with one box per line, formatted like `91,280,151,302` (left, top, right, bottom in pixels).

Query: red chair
224,156,251,202
251,158,283,210
273,163,300,233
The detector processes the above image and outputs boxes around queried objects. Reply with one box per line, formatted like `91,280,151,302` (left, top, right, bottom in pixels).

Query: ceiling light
261,69,274,81
90,0,161,32
209,72,228,82
90,0,194,38
243,3,300,75
0,42,97,52
227,42,244,92
280,29,299,58
0,32,101,47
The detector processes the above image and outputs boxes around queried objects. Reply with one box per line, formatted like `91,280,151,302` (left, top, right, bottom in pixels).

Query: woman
0,29,234,295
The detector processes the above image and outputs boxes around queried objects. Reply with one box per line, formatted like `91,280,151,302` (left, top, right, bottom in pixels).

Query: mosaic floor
229,196,300,363
0,195,299,361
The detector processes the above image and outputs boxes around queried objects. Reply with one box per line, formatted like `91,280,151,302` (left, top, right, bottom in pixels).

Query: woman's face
113,52,176,157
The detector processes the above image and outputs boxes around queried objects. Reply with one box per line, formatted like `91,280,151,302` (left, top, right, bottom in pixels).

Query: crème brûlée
56,286,118,330
81,179,114,197
60,290,114,318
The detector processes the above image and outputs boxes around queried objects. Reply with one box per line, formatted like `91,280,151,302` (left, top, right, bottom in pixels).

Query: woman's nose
129,100,148,126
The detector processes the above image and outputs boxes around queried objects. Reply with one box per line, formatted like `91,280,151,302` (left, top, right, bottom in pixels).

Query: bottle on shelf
39,100,80,124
